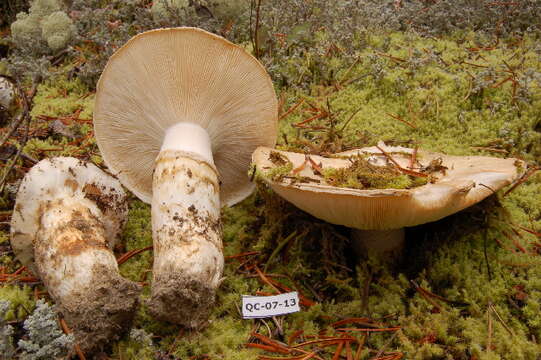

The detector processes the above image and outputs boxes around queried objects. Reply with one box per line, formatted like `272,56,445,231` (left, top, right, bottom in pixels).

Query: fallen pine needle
116,245,153,265
59,318,86,360
335,327,401,333
247,343,290,354
504,166,540,197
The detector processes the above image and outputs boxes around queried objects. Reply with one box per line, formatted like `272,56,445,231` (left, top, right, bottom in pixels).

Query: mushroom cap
93,27,278,207
253,143,524,230
10,157,128,272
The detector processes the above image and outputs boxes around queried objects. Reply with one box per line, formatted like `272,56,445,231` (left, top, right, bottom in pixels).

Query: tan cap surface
94,27,278,206
253,143,524,230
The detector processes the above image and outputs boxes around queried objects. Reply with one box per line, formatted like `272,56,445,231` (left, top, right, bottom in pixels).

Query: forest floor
1,1,541,359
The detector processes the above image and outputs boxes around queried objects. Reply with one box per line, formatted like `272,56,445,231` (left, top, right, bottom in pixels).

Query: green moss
4,24,541,359
0,285,35,321
279,32,541,162
118,200,153,284
322,156,428,189
31,77,94,119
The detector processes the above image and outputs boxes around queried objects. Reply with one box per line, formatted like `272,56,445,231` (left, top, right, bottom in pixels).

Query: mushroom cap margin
252,146,523,230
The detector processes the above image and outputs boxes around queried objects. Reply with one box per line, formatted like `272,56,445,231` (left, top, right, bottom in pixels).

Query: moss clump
115,328,155,360
0,285,35,321
10,0,75,53
259,150,293,181
323,155,428,189
118,200,153,284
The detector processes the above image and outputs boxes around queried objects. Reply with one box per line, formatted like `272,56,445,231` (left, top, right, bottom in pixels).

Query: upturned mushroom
10,157,140,353
252,142,525,256
93,28,277,326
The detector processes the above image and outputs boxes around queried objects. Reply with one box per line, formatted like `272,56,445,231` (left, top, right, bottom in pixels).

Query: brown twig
59,318,86,360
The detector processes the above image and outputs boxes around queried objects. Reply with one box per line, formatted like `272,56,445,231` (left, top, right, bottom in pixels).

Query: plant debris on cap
252,142,526,230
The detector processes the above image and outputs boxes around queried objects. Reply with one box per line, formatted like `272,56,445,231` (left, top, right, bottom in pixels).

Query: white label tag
241,292,300,319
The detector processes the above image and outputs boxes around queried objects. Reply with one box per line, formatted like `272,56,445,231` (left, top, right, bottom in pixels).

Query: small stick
251,332,291,354
470,146,509,154
345,340,353,360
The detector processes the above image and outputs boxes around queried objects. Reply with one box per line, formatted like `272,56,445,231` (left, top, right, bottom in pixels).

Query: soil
59,264,140,355
149,273,216,329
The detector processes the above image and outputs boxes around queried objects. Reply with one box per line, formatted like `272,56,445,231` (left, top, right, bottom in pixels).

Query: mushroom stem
150,122,223,327
34,198,139,353
350,228,405,259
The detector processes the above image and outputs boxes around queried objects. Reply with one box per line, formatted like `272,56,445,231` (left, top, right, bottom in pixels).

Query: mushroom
93,28,277,326
10,157,140,353
0,76,15,115
252,142,525,257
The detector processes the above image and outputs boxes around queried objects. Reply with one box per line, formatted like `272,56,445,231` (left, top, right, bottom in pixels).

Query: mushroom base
60,265,140,354
34,201,140,353
149,273,216,328
351,228,405,259
150,151,223,326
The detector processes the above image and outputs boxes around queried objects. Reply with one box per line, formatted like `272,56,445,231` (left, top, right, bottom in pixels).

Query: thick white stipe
150,124,224,326
161,122,214,165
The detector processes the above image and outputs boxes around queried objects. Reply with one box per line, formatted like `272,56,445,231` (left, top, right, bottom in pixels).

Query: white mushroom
10,157,140,353
93,28,277,326
252,143,525,257
0,76,15,111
